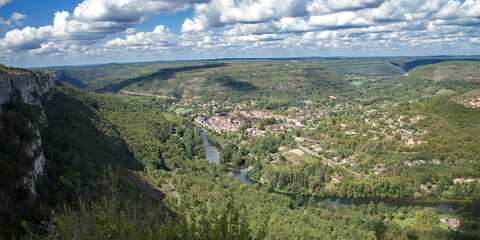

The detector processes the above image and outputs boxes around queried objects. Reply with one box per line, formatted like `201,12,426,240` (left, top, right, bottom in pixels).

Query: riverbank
199,126,471,214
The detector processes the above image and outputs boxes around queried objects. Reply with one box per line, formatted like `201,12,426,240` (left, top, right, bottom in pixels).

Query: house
287,118,303,126
332,176,345,182
371,169,383,175
453,178,473,184
345,130,357,135
285,124,296,130
416,140,427,144
371,135,379,140
449,218,459,228
312,145,323,151
404,161,413,167
453,178,465,184
385,135,395,141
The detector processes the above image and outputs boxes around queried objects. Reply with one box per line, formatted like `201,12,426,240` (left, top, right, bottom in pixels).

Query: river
199,129,467,213
200,130,256,184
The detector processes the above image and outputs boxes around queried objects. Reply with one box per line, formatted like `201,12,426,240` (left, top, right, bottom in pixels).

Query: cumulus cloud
1,0,480,66
28,42,63,55
10,12,26,24
0,0,204,52
308,0,385,15
182,0,310,32
106,25,177,49
309,12,370,29
0,26,53,51
0,12,26,32
0,0,11,7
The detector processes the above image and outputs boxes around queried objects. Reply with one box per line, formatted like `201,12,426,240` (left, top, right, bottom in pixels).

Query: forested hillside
360,61,480,102
46,61,359,102
1,79,207,237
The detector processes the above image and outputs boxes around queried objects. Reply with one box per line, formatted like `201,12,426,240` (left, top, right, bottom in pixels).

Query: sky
0,0,479,67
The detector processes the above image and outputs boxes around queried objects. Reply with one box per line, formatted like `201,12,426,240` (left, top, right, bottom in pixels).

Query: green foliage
44,60,360,103
0,64,53,76
43,174,256,240
1,80,208,238
0,99,43,237
238,122,252,133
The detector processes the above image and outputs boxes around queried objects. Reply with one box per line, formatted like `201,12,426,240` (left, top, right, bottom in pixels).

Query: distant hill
43,60,360,102
39,58,480,104
372,61,480,101
309,59,404,77
399,58,480,72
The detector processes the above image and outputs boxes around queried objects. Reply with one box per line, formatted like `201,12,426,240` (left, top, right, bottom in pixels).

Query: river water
199,129,466,213
200,130,256,184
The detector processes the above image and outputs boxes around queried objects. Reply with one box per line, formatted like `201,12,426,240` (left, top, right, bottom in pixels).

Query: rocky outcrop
0,71,55,195
0,73,55,110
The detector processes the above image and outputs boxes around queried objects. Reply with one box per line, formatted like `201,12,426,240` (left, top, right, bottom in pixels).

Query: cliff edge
0,66,55,195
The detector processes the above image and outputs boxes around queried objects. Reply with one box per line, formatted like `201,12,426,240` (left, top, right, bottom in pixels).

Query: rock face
0,72,55,195
0,73,55,110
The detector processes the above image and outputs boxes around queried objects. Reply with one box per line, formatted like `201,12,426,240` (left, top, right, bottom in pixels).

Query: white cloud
0,0,203,52
308,0,385,15
0,12,26,32
0,26,53,51
182,0,309,32
309,12,370,29
28,42,63,55
2,0,480,67
106,25,177,49
0,0,11,7
10,12,26,24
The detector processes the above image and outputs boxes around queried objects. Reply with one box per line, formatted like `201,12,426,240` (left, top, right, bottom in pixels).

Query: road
120,90,180,100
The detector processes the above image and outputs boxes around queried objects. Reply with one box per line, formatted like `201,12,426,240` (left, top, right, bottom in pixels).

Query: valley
2,58,480,239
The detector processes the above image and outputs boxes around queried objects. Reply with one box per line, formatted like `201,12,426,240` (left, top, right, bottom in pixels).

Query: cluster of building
454,96,480,108
440,217,461,229
195,109,304,134
197,113,253,133
341,110,428,145
453,178,475,184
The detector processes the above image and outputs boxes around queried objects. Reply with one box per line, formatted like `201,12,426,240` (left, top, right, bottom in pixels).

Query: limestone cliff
0,69,55,195
0,71,55,109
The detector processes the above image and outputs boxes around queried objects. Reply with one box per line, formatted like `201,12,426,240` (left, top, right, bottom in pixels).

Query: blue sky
0,0,478,67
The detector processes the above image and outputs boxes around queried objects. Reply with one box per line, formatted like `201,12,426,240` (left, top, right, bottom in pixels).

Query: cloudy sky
0,0,478,67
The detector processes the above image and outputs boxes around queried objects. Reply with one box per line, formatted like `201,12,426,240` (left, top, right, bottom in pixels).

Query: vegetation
3,58,480,238
43,60,362,103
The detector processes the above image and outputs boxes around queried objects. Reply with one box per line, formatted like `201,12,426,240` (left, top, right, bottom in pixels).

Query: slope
44,60,360,102
1,78,205,237
370,61,480,101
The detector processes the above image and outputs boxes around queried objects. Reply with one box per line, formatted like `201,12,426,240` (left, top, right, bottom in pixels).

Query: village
164,97,479,181
163,97,475,187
